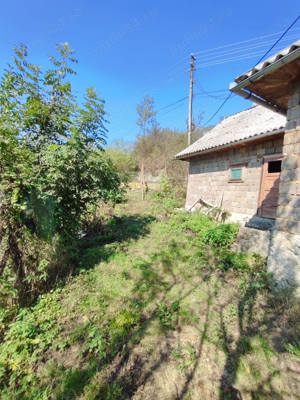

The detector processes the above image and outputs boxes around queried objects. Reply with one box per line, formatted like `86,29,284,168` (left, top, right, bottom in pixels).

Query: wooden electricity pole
188,54,196,145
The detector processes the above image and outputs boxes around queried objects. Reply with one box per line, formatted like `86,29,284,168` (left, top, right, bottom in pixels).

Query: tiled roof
234,39,300,83
175,105,286,159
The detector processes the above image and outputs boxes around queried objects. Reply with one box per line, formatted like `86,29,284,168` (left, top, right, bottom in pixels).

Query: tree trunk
8,224,30,306
140,160,145,200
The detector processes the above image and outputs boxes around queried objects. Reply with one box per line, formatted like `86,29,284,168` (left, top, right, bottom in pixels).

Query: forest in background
107,95,212,199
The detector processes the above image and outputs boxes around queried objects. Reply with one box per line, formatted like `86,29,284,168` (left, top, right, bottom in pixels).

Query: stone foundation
268,230,300,294
233,226,271,257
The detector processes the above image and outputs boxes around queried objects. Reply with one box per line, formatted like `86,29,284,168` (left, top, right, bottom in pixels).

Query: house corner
268,81,300,293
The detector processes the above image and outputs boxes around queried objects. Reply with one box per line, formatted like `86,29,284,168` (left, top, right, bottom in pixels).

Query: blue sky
1,1,300,144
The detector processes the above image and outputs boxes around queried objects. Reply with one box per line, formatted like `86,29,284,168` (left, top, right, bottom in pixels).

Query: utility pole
188,54,196,145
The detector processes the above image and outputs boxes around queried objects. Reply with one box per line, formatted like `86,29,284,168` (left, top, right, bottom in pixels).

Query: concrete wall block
277,205,300,220
283,143,300,154
276,217,300,234
280,168,300,182
288,91,300,108
279,181,300,196
266,88,300,293
282,155,300,170
267,230,300,295
287,105,300,121
277,193,298,206
284,129,300,145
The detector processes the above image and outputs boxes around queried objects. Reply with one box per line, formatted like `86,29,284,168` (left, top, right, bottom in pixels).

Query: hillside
0,191,299,399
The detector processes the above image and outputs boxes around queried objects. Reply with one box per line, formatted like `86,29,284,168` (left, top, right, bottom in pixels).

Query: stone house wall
267,80,300,293
186,136,284,220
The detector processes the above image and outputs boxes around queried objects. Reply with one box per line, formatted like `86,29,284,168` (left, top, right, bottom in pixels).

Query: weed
203,223,239,247
179,307,200,325
157,301,180,329
257,335,274,360
85,326,106,358
171,343,197,372
238,336,252,355
218,251,249,271
285,342,300,358
109,308,141,351
98,382,124,400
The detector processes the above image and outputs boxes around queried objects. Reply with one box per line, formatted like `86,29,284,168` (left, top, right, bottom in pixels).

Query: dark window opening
268,160,282,173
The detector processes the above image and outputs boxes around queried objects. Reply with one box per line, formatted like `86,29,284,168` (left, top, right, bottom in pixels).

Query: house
177,39,300,292
176,105,286,223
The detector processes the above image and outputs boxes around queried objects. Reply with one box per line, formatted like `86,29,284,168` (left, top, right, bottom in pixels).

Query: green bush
152,176,182,218
182,212,214,235
0,44,123,308
218,251,249,271
203,223,239,247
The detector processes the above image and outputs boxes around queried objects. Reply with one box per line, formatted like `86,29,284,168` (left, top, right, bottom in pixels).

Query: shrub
182,212,214,235
152,176,182,218
218,251,249,271
203,223,239,247
0,44,123,308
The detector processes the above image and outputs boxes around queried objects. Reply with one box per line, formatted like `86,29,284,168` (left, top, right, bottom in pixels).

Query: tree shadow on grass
81,214,156,247
218,271,300,400
46,239,211,400
41,214,155,305
41,233,300,400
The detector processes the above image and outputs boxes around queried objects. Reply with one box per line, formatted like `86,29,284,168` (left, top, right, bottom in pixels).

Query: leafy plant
203,223,239,247
0,44,123,307
157,301,180,329
218,251,249,271
285,342,300,358
152,176,182,218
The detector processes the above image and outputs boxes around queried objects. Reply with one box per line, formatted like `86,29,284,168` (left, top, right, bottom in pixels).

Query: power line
173,34,300,72
156,90,228,114
195,83,230,99
166,29,300,77
203,93,234,126
202,16,300,126
156,96,188,113
200,50,275,68
255,16,300,65
165,32,300,81
159,102,186,117
142,29,300,99
199,34,300,63
193,27,300,56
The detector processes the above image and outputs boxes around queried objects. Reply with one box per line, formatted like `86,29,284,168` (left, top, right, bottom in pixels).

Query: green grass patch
0,192,299,399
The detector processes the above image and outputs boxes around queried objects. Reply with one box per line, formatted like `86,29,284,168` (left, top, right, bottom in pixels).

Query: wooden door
258,155,282,219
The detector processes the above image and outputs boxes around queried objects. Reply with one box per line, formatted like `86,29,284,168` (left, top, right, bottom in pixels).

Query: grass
0,190,299,399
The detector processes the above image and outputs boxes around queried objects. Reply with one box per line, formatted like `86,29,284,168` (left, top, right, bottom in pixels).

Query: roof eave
175,127,285,160
233,43,300,87
229,44,300,112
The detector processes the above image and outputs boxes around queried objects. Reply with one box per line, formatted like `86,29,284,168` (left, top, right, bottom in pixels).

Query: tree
105,147,138,185
136,95,157,199
136,95,157,134
0,44,122,306
133,128,188,197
